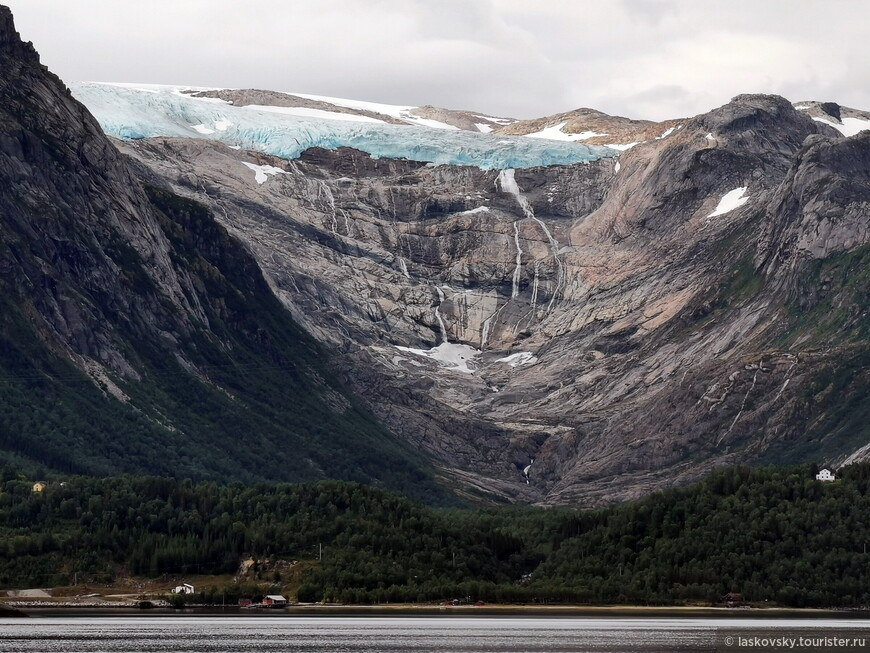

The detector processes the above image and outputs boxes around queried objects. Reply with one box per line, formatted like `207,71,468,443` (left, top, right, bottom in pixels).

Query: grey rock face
9,0,866,504
0,5,200,378
113,90,870,505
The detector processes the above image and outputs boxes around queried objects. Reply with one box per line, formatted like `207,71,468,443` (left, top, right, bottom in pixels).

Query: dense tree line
1,463,868,607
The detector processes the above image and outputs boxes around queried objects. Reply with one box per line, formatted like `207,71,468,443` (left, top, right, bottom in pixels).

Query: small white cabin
816,469,836,482
171,583,194,594
263,594,287,606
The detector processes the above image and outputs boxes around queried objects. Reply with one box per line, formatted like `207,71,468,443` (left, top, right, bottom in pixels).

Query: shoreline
9,602,870,619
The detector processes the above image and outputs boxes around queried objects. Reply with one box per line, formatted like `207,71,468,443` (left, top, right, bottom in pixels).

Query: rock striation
113,90,870,505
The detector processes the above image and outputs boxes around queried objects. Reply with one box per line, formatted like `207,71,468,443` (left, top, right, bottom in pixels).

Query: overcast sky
5,0,867,121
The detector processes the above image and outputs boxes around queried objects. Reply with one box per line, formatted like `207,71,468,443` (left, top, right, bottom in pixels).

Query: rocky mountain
186,88,517,133
75,78,870,505
0,5,447,503
4,3,870,507
492,107,683,150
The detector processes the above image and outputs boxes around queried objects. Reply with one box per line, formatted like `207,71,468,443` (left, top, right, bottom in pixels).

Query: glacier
69,83,616,170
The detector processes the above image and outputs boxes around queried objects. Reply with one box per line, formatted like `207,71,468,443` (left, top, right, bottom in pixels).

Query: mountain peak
0,5,17,44
0,4,36,60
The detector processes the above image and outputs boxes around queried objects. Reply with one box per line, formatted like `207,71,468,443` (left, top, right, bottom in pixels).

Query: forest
1,462,869,607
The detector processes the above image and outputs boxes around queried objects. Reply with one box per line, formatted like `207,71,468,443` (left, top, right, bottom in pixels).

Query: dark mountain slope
0,6,447,503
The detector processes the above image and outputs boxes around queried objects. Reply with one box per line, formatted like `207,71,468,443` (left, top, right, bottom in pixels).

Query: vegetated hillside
0,5,447,503
3,464,869,607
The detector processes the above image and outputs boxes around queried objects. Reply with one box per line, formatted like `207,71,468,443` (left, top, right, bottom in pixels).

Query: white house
171,583,194,594
263,594,287,606
816,469,836,482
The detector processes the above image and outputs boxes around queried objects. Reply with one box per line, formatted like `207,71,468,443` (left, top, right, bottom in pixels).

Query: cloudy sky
6,0,867,121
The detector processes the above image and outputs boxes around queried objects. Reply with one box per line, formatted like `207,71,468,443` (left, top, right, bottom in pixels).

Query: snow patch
459,206,490,215
475,123,493,133
812,116,870,137
193,119,233,134
410,116,460,130
708,187,749,217
603,142,639,151
247,105,385,123
526,121,608,142
475,114,514,125
496,352,538,367
291,92,411,117
794,104,811,110
614,160,620,173
656,126,676,139
395,342,481,374
292,92,457,130
242,161,289,185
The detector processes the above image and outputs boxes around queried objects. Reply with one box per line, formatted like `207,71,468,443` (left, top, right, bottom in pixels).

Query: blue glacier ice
69,83,616,170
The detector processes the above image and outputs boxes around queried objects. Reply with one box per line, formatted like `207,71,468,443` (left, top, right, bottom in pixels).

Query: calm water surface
1,616,868,652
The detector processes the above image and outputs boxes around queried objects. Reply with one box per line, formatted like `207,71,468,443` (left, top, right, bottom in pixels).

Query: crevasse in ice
69,83,616,170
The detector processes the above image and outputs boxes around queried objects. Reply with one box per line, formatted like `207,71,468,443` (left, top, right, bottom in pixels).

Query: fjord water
2,617,869,652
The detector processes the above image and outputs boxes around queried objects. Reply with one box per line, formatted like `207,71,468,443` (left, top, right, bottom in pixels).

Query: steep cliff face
0,7,195,373
0,6,446,502
113,87,870,505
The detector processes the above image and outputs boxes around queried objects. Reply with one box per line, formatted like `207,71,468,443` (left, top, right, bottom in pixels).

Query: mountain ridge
107,91,870,505
3,2,870,506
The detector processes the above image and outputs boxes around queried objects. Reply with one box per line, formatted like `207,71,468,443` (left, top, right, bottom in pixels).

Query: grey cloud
620,0,677,25
5,0,870,122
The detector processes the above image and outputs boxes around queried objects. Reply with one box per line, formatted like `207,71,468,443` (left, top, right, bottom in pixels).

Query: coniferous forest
2,463,869,608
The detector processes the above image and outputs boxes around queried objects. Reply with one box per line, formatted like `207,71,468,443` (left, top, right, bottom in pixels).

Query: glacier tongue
69,83,616,170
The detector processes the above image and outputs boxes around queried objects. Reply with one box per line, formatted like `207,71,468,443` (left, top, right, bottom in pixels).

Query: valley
2,3,870,507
